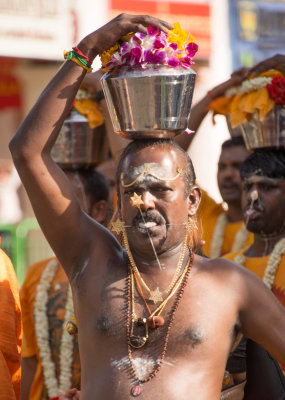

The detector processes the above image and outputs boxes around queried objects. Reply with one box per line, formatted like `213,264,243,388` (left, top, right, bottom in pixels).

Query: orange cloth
20,258,80,400
0,248,22,400
223,249,285,373
223,250,285,309
198,189,253,257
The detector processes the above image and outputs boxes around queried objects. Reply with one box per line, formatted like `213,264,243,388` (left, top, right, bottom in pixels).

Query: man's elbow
9,135,31,165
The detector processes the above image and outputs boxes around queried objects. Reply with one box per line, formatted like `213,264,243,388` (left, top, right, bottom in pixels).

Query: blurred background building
0,0,284,282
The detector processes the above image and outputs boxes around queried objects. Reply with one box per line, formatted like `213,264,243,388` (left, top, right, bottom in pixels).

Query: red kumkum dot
131,384,142,397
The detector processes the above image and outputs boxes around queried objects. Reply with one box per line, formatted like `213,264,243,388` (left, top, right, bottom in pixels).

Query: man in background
20,168,109,400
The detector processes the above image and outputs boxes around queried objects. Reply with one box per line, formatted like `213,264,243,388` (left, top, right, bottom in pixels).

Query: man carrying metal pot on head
9,14,285,399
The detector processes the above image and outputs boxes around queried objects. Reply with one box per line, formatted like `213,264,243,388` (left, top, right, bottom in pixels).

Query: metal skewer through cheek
130,192,163,271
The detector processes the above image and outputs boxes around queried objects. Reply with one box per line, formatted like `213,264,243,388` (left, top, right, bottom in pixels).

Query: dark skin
248,54,285,76
9,14,285,399
20,170,108,400
217,145,250,223
242,174,285,257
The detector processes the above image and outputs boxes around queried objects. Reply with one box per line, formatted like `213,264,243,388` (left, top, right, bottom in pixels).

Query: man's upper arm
13,155,104,272
239,268,285,366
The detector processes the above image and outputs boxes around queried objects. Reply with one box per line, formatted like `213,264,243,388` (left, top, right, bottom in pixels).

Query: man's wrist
76,38,99,64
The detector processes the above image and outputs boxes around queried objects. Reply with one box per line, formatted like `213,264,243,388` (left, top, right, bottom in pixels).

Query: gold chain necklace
126,252,194,397
129,253,192,348
122,223,188,304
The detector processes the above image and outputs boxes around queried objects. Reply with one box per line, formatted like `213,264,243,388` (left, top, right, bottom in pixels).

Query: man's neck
226,203,243,223
130,242,185,274
245,231,285,257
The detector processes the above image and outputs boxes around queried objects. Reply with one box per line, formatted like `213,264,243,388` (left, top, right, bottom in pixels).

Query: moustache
132,210,166,226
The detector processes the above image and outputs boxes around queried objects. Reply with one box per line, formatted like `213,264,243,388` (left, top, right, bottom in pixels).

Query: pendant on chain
130,335,147,348
149,287,163,304
131,384,143,397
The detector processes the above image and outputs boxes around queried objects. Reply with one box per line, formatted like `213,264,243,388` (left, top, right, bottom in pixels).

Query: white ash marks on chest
110,356,175,381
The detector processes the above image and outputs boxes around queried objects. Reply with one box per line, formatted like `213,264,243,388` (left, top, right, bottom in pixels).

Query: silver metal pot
239,105,285,150
51,110,109,169
101,65,196,139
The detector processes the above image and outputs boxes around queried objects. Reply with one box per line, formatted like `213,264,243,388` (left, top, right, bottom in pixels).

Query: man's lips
221,183,239,192
244,206,263,221
138,221,158,229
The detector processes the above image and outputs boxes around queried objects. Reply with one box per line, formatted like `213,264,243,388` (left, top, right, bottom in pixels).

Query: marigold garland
34,259,74,398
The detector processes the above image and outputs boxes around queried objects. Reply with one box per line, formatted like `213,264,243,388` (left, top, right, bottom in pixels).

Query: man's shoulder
195,254,244,275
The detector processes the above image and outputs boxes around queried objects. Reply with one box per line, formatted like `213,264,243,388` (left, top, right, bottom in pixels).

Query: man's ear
90,200,108,224
187,186,201,216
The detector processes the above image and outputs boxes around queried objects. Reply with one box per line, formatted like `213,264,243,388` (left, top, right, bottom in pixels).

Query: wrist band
206,90,216,101
95,89,105,102
72,47,92,65
64,50,92,74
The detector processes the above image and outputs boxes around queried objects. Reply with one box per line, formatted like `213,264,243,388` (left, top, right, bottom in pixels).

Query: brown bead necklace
126,250,194,397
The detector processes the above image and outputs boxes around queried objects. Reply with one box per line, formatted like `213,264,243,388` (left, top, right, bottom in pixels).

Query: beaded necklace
126,252,194,397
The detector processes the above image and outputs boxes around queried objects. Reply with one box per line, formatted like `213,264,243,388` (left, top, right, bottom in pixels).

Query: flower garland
34,259,74,398
234,237,285,289
100,22,198,72
225,76,273,96
210,213,249,258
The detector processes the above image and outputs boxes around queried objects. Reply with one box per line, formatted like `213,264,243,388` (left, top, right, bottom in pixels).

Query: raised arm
9,14,173,276
175,68,248,151
248,54,285,76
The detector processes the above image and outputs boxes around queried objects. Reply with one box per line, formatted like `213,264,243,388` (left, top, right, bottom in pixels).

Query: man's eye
154,187,171,192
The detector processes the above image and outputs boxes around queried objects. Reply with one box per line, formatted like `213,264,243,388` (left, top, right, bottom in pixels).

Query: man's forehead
242,174,278,184
123,146,183,171
219,145,249,161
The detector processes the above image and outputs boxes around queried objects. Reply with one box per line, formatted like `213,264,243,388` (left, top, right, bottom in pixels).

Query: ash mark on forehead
129,162,173,180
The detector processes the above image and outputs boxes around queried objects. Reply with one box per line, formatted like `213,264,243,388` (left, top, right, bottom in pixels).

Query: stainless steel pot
101,65,196,139
51,110,109,169
239,105,285,150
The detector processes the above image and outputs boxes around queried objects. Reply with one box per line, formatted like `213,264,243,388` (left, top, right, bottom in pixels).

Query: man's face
242,175,285,235
119,145,196,256
217,145,250,204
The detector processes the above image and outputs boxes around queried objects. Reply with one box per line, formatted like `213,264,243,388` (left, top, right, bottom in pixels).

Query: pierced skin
10,14,285,399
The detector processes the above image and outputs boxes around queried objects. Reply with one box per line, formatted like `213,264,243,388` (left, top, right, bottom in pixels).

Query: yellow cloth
0,248,22,400
198,189,253,257
223,249,285,373
20,258,80,400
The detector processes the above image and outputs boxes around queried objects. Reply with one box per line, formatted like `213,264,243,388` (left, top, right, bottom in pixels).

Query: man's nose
141,191,156,209
222,166,235,179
